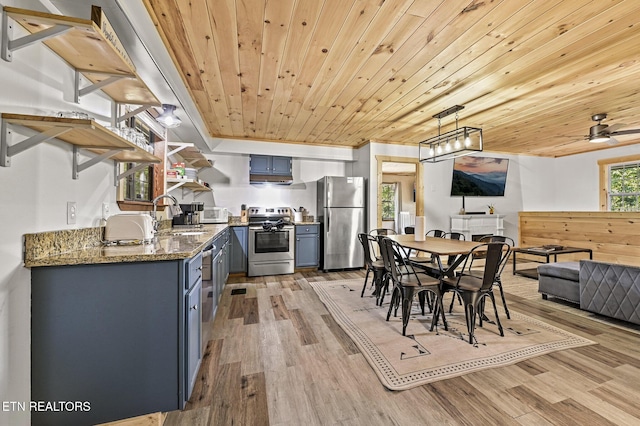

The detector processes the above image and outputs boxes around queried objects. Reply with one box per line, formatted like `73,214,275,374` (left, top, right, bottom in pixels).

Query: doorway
375,156,424,232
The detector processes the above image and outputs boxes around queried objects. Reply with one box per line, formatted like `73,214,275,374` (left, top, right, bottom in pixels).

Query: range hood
250,174,293,185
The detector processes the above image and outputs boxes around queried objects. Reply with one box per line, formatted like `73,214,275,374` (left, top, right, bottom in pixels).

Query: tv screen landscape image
451,156,509,196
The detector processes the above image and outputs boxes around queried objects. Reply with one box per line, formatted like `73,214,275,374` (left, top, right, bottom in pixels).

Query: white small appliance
104,213,155,243
200,207,229,224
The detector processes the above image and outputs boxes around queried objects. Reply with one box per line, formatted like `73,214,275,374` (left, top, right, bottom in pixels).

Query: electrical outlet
102,202,110,220
67,202,77,225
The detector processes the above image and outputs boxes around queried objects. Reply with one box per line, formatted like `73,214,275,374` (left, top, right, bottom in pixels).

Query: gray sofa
538,261,581,303
538,260,640,325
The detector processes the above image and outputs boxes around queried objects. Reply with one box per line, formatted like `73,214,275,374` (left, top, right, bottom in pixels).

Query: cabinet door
185,278,202,401
296,234,319,267
271,156,292,175
229,226,248,273
249,154,271,174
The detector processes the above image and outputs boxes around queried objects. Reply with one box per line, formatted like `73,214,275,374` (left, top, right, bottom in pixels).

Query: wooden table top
387,235,482,256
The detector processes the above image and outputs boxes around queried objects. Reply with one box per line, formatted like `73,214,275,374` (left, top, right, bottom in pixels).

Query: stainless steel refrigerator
317,176,366,270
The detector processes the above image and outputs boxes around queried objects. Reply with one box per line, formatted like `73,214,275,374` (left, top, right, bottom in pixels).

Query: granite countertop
24,224,228,268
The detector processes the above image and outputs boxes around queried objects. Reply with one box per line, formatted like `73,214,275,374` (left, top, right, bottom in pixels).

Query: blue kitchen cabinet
250,154,291,176
229,226,248,273
271,156,292,175
295,224,319,268
30,252,203,425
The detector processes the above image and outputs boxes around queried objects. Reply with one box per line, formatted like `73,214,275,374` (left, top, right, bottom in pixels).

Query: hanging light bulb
464,131,472,147
454,137,461,149
436,144,442,154
429,146,435,156
445,139,451,152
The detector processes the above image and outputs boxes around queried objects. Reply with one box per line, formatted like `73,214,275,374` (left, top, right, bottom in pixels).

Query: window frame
598,154,640,211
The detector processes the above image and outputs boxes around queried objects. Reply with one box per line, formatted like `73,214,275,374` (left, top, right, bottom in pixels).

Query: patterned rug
310,279,595,390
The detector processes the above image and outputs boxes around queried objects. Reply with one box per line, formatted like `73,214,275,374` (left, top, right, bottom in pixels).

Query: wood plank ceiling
142,0,640,157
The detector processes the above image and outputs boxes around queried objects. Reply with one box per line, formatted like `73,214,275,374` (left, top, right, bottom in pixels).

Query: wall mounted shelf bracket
74,70,128,103
112,103,154,127
114,161,151,187
1,9,72,62
73,145,131,180
1,119,71,167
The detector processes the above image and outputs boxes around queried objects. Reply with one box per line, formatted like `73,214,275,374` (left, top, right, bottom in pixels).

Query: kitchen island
25,224,228,426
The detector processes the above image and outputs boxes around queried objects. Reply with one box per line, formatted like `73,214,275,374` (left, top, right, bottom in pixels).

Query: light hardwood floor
164,265,640,426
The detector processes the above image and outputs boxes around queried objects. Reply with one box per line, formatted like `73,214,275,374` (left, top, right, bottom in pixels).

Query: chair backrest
479,242,509,290
426,229,445,238
479,235,515,246
358,233,378,267
444,232,465,240
456,242,508,291
380,238,412,284
404,226,415,235
370,228,397,236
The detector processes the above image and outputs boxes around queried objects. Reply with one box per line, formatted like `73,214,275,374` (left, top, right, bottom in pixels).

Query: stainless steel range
247,207,295,277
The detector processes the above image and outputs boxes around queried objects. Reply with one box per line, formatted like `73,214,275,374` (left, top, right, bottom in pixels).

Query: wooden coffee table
512,246,593,278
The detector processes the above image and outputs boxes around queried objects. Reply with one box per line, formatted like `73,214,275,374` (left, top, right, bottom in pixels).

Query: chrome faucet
152,194,181,230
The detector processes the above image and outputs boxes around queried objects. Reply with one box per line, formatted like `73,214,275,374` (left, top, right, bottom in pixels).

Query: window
609,162,640,211
122,117,156,202
381,183,397,221
117,112,165,210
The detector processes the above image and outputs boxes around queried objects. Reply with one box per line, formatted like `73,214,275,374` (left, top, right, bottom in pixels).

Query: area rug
310,279,595,390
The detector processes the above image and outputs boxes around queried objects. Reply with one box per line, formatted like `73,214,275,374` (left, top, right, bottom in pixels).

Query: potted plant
487,203,495,214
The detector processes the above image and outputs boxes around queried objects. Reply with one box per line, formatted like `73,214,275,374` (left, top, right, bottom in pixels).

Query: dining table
387,234,483,277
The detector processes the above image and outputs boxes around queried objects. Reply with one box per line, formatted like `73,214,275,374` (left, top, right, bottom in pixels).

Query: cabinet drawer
187,252,203,289
296,224,318,235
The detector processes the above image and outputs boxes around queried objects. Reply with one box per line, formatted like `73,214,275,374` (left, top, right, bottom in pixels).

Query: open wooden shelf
166,142,211,169
167,177,211,193
3,6,160,106
2,113,161,163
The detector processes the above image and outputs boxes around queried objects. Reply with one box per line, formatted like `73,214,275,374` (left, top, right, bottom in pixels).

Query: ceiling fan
588,113,640,144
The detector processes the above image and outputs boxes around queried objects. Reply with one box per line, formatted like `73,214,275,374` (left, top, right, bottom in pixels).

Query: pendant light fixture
155,104,182,128
419,105,483,163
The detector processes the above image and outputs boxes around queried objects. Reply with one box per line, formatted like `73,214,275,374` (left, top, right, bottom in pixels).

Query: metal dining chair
434,242,510,344
379,237,447,336
463,235,515,319
358,233,386,304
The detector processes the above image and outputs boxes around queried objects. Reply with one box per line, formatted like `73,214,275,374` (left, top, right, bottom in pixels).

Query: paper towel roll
414,216,426,241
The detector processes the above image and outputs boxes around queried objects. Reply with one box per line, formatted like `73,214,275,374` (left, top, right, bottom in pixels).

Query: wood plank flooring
163,266,640,425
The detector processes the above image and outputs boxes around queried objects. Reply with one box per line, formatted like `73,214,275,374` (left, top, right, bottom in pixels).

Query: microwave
201,207,229,224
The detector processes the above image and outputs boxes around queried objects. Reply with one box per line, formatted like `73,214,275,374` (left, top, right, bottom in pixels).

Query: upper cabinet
249,155,293,185
250,155,292,176
1,6,160,106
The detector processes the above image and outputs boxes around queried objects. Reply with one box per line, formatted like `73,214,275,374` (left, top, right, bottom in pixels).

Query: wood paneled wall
519,211,640,266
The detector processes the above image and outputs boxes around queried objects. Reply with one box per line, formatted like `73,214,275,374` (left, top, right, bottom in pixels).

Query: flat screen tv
451,156,509,196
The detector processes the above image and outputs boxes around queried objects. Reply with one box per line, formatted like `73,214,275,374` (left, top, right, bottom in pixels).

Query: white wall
0,2,125,424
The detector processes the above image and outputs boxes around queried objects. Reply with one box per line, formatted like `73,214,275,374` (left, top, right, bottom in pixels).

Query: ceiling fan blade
607,123,627,133
607,136,620,145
